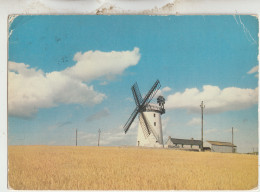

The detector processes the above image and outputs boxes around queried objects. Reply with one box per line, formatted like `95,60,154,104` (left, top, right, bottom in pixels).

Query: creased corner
8,15,18,38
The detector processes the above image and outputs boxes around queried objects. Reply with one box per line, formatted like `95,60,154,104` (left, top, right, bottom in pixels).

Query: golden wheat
8,145,258,190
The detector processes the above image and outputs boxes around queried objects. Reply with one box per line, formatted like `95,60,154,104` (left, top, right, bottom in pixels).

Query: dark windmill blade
141,80,161,106
131,82,143,107
123,107,139,133
139,112,151,138
140,112,159,141
124,79,161,135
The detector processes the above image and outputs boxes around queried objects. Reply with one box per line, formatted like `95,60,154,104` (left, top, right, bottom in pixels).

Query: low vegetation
8,145,258,190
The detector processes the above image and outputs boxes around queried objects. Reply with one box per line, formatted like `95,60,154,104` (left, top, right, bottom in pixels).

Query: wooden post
76,128,77,146
98,129,101,147
232,127,233,153
200,101,205,151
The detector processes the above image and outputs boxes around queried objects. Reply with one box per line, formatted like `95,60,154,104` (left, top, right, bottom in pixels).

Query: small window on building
154,122,156,126
154,113,156,117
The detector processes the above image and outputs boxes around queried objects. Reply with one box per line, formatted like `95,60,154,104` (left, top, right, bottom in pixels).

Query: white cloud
100,122,138,146
247,65,258,74
155,86,172,98
63,47,140,81
77,132,98,145
162,86,171,92
166,85,258,113
187,117,201,126
8,48,140,118
78,120,138,146
8,62,105,118
154,89,162,98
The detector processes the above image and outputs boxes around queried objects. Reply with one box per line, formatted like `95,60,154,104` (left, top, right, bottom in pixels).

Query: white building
165,136,202,150
204,140,237,153
137,103,164,148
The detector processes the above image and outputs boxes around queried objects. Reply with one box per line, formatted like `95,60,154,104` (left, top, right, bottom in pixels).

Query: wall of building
136,111,163,147
166,140,200,149
211,145,234,153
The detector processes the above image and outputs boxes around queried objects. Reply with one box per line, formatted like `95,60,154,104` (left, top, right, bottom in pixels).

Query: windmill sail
123,107,139,133
139,114,150,138
123,80,161,134
131,83,142,106
142,80,161,106
140,112,159,141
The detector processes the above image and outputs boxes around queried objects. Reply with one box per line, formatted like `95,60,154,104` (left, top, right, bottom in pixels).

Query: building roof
206,140,236,147
169,137,202,146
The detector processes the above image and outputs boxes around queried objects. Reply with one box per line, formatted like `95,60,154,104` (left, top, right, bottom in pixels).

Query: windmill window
154,122,156,126
154,113,156,117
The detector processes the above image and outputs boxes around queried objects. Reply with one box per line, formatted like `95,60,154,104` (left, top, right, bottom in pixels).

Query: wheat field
8,145,258,190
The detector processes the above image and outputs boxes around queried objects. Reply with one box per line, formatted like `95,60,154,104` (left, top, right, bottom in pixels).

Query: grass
8,145,258,190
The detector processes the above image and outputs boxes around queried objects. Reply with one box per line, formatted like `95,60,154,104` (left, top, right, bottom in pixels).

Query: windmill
123,80,165,147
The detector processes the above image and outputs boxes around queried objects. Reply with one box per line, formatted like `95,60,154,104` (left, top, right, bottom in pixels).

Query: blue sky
8,15,258,153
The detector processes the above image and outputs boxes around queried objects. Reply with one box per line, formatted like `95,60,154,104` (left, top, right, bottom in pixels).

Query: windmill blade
124,80,160,135
139,113,151,138
141,80,161,106
131,82,143,106
123,107,139,133
140,112,159,141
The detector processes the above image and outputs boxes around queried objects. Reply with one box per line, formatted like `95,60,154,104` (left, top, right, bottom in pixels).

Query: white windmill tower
123,80,166,148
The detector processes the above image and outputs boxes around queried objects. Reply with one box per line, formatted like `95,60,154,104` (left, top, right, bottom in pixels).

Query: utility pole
200,101,205,151
76,128,77,146
98,129,101,147
232,127,234,153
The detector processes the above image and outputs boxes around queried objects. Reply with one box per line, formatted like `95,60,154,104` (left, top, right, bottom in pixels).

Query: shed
204,140,237,153
165,136,202,149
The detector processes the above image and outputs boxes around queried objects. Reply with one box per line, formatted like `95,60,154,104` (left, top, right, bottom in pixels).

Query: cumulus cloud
63,47,140,81
162,86,171,92
166,85,258,113
86,108,110,122
187,117,201,126
99,121,138,146
247,65,258,74
155,86,172,98
78,120,138,146
78,132,98,145
8,47,140,118
8,62,105,118
247,65,258,78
